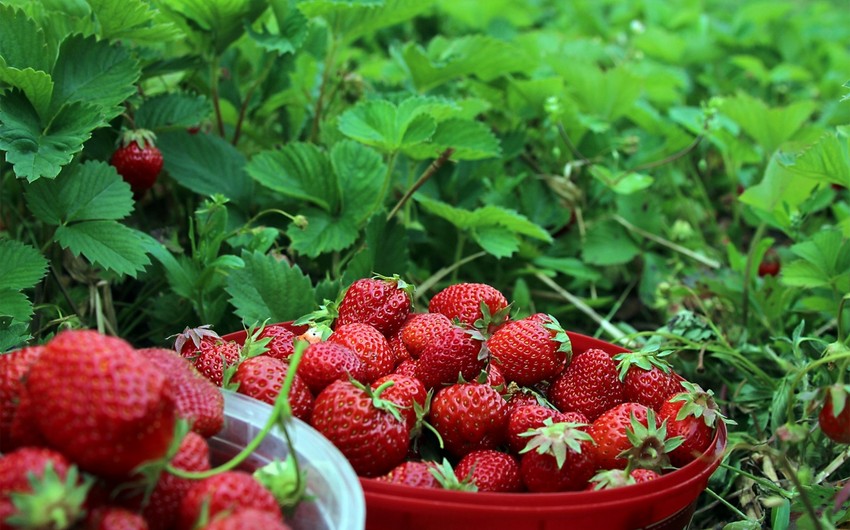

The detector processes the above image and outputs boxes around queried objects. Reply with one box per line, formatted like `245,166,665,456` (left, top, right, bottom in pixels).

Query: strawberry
587,468,661,490
0,346,45,451
387,330,413,365
487,313,571,386
394,359,418,378
138,347,225,437
589,403,681,472
177,471,281,530
820,384,850,443
414,326,486,390
231,356,313,422
335,275,414,337
517,419,596,492
85,507,150,530
549,347,626,421
507,404,586,454
400,313,454,359
0,447,90,530
454,450,522,493
429,382,509,457
428,282,509,329
110,129,164,198
613,349,683,412
372,373,428,429
26,330,177,479
659,382,725,466
377,461,441,488
328,323,395,383
310,379,410,477
257,324,296,361
141,431,211,530
187,338,242,387
486,363,506,390
297,341,367,394
201,508,292,530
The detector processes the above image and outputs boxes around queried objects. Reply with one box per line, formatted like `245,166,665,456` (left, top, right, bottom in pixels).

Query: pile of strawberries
0,331,294,530
179,276,727,494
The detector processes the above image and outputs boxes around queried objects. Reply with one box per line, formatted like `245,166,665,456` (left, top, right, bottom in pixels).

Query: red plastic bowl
223,324,727,530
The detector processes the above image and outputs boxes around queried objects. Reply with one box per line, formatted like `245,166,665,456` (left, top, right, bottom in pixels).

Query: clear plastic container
209,390,366,530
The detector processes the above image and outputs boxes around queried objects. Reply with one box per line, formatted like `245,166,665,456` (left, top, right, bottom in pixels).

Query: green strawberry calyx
518,418,594,469
612,345,674,382
619,409,683,472
669,381,736,428
254,454,312,517
428,458,477,492
472,300,512,338
587,468,638,491
117,128,158,150
372,272,417,302
6,463,93,530
293,298,338,339
542,314,573,358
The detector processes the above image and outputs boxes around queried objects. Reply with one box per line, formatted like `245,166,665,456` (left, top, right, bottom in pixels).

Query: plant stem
703,488,753,521
210,56,225,138
742,222,767,333
309,37,339,142
387,148,454,222
380,151,399,211
612,214,721,269
232,56,275,146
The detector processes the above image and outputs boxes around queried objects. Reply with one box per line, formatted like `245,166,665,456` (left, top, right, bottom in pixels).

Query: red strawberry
177,471,281,530
518,419,596,492
587,468,661,490
820,384,850,443
328,323,394,383
487,313,571,386
0,447,88,530
454,450,522,492
614,350,683,412
185,338,242,387
26,330,176,478
257,324,296,361
372,373,428,429
232,356,313,422
297,341,367,394
400,313,454,359
86,507,150,530
377,461,440,488
201,508,292,530
0,346,45,451
486,363,506,390
142,431,211,530
110,129,163,197
549,347,626,421
659,382,724,466
310,379,410,477
428,282,509,328
336,275,414,336
394,359,418,378
387,330,413,365
429,382,509,457
589,403,681,472
414,326,486,390
138,347,225,437
507,404,586,454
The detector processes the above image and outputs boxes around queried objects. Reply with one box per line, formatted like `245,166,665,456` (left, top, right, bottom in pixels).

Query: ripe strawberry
518,419,596,492
659,382,725,466
26,330,177,478
335,275,414,336
589,403,680,472
372,373,428,429
231,356,313,422
138,347,225,437
188,339,242,387
486,363,506,390
86,507,150,530
400,312,454,359
0,346,45,451
257,324,296,361
297,341,367,394
507,404,586,454
310,379,410,477
429,382,509,457
613,350,683,412
110,129,164,197
142,431,211,530
428,282,509,328
819,384,850,443
394,359,418,378
454,450,522,492
549,347,626,421
487,313,571,386
201,508,292,530
587,468,661,490
177,471,281,530
387,330,413,365
377,461,441,488
414,326,486,390
328,323,395,383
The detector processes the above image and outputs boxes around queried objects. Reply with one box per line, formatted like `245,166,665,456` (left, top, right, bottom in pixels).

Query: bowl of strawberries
210,277,729,530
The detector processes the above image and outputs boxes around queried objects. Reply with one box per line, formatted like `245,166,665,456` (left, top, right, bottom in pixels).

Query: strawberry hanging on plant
110,128,164,198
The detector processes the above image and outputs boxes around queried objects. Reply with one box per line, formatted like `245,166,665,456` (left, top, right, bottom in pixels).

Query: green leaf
286,207,360,257
781,229,850,292
158,131,253,207
330,139,385,222
25,161,134,225
134,93,211,131
402,119,501,161
246,142,336,211
297,0,433,43
0,4,53,72
138,233,198,300
0,240,48,291
161,0,269,54
533,256,603,283
560,63,641,123
395,35,532,92
0,66,54,119
225,250,317,325
338,98,436,153
778,131,850,188
54,221,151,277
0,290,33,322
718,92,816,154
342,214,409,284
49,34,140,122
471,225,520,258
589,165,654,195
0,319,32,353
582,221,640,266
739,154,820,221
247,3,309,55
0,91,102,181
88,0,182,44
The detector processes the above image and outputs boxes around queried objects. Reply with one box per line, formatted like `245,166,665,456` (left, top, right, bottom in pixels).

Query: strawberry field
2,0,850,529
